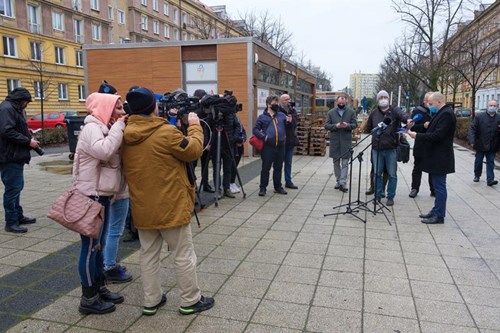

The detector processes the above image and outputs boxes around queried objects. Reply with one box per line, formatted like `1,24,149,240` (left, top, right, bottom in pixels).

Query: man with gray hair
468,99,500,186
408,92,456,224
365,90,408,206
279,94,299,189
325,96,357,192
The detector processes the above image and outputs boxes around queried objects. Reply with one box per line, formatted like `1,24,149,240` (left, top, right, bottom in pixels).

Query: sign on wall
257,88,269,115
185,62,217,82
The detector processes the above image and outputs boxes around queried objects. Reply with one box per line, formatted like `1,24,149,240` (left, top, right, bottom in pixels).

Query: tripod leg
214,129,222,207
223,131,246,198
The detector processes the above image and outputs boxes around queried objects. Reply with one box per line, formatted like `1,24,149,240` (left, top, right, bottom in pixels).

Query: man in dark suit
408,92,456,224
409,92,434,198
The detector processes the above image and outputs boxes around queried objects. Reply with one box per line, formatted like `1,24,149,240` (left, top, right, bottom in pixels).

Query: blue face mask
487,107,497,114
429,106,438,114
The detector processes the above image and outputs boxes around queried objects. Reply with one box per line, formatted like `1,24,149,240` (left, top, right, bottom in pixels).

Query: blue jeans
103,198,130,270
79,196,110,287
474,151,496,182
260,144,285,190
431,174,447,218
284,146,294,185
372,149,397,199
0,163,25,227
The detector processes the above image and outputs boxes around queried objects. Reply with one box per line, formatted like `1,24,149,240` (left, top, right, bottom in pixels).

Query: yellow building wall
0,26,86,116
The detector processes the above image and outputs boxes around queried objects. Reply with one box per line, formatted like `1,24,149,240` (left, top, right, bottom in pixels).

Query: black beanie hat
7,87,32,102
126,87,157,115
98,80,117,94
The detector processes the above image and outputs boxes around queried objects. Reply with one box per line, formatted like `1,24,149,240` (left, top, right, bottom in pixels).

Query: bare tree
445,21,500,114
191,14,217,39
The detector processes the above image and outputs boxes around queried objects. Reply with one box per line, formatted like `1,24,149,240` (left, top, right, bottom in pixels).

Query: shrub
34,128,68,145
455,118,471,141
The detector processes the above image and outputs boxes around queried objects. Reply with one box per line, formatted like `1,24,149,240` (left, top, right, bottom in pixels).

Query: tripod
200,116,246,207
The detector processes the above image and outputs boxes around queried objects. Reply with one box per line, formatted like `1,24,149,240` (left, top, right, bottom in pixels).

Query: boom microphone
411,113,423,123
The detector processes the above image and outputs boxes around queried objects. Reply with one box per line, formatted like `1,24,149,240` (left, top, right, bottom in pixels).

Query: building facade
349,73,378,101
0,0,244,116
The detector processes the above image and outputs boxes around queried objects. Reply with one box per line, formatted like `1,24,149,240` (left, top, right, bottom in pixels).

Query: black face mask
338,104,345,109
270,104,279,112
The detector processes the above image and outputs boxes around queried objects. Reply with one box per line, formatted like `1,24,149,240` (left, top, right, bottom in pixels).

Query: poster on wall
185,62,217,82
257,88,269,115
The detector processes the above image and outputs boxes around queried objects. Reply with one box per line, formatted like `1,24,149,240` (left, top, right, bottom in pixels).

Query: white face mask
378,99,389,108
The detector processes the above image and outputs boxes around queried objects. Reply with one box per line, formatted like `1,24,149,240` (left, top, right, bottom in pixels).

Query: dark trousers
474,150,496,182
195,150,210,187
212,146,232,191
0,162,25,227
260,144,285,190
284,146,295,185
430,174,447,218
79,196,110,287
411,155,434,192
230,146,243,183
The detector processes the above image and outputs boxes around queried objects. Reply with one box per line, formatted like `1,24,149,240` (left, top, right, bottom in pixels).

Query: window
163,25,170,38
0,0,14,17
52,11,64,31
73,0,82,11
141,0,147,6
58,83,68,100
34,81,45,99
153,20,159,34
28,4,41,33
92,23,101,41
7,79,21,92
153,0,158,11
76,50,83,67
174,28,179,40
2,36,16,57
141,16,148,30
173,8,178,24
74,19,83,43
182,31,187,41
163,2,169,16
90,0,99,11
117,10,125,24
182,13,187,25
108,6,113,20
30,41,42,61
78,85,85,101
55,46,65,64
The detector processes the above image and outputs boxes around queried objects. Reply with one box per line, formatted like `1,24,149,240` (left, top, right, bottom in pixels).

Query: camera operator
0,87,39,233
122,87,214,316
279,94,299,189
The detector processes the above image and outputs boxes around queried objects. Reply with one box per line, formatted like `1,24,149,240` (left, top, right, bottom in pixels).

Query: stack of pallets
309,127,327,156
294,114,312,155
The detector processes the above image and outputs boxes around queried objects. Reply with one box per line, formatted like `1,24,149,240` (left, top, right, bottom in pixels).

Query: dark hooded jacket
0,91,33,164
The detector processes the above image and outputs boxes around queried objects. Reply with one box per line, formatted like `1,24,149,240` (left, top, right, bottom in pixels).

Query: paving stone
196,272,228,293
330,235,364,247
363,313,420,333
450,268,500,288
6,319,69,333
244,323,301,333
327,244,364,258
28,240,73,253
415,298,475,327
200,294,259,321
365,238,400,251
252,299,309,330
323,255,363,273
365,229,399,240
282,252,324,269
468,304,500,330
458,285,500,307
265,281,315,304
400,241,440,255
313,286,362,311
197,258,240,275
364,274,412,296
410,280,463,302
306,306,361,332
0,251,47,267
221,236,260,248
186,316,246,333
318,270,363,290
419,321,479,333
254,239,294,252
365,248,404,263
365,260,407,278
290,241,328,255
443,256,490,271
364,291,417,319
208,246,251,260
437,244,481,258
0,247,17,259
193,233,228,246
0,289,58,315
76,304,142,331
245,249,286,265
220,276,271,299
234,261,279,280
230,227,268,239
406,264,454,284
275,266,320,285
127,309,194,333
0,267,51,288
404,252,447,268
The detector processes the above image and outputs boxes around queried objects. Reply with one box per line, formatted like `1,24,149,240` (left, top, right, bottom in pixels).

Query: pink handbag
47,188,104,239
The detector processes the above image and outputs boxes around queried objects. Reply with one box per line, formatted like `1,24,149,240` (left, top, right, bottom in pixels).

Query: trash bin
65,116,85,160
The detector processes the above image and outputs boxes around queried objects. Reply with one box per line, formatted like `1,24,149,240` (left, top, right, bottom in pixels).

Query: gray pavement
1,137,500,333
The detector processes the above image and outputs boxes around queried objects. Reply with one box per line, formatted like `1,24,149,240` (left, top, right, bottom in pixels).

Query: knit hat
7,87,32,102
376,90,389,101
126,87,157,115
98,80,117,94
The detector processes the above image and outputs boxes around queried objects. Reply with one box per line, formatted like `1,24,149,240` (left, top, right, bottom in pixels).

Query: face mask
338,104,345,109
378,99,389,108
429,106,438,114
270,104,279,112
487,107,497,114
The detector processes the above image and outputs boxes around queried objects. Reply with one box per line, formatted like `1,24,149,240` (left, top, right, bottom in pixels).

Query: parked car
455,108,472,118
60,110,78,118
27,112,67,130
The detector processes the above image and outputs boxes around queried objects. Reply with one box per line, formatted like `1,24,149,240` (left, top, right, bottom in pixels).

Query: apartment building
349,73,378,101
0,0,244,116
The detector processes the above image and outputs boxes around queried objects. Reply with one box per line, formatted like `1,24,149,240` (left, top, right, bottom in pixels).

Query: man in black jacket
366,90,408,206
468,99,500,186
408,92,456,224
409,92,435,198
0,88,40,233
279,94,299,189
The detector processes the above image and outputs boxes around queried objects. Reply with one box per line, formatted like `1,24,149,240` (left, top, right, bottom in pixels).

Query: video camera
199,90,242,124
157,89,200,119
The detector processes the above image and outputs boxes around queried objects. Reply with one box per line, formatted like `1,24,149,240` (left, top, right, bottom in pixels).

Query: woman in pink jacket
72,92,127,315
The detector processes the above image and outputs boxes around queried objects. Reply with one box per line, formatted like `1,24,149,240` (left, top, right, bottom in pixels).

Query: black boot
97,277,124,304
79,286,116,315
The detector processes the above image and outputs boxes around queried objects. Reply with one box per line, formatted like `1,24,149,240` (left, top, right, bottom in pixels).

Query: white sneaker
230,183,240,193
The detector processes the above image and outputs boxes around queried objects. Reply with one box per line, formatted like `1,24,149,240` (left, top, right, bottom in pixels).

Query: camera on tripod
157,89,200,119
199,90,242,124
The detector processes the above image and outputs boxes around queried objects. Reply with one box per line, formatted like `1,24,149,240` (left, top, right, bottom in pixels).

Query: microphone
371,118,392,134
411,113,423,123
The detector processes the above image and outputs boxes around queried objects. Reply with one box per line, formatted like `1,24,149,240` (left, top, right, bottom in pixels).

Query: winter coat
279,106,298,148
0,100,32,164
416,104,456,175
253,110,287,147
365,106,408,150
122,116,203,230
72,93,125,197
468,112,500,152
325,107,357,158
410,105,432,157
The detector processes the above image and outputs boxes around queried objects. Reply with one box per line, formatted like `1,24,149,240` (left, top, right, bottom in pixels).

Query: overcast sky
202,0,406,90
